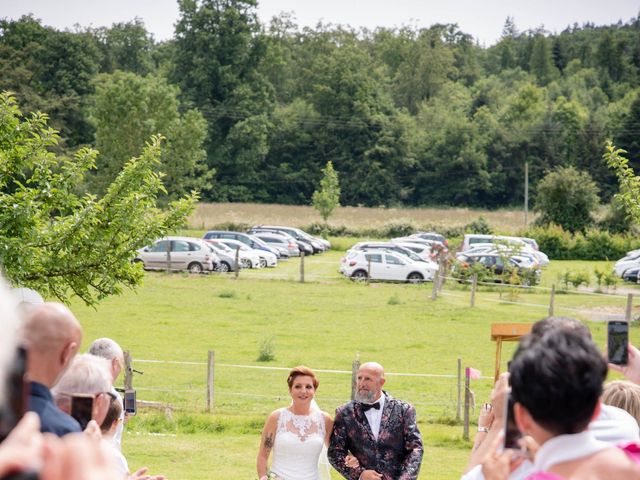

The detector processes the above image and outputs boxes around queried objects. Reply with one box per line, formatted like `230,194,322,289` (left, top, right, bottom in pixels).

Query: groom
328,362,423,480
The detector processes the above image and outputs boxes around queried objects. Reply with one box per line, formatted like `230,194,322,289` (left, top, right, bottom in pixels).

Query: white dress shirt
364,394,385,441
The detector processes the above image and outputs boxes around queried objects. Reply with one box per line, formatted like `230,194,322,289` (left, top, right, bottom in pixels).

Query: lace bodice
270,408,326,480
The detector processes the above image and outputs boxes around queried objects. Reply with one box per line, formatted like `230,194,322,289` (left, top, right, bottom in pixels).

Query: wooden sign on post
490,323,532,382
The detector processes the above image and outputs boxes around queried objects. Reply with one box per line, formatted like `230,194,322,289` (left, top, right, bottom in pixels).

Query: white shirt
459,404,639,480
364,394,385,441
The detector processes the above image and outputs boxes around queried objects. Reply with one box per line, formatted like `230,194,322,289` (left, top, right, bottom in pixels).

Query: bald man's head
21,303,82,387
356,362,386,403
22,303,82,349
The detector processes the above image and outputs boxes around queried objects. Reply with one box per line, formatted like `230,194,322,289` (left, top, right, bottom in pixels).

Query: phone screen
124,389,136,416
71,395,94,430
503,393,522,450
0,346,28,442
608,321,629,365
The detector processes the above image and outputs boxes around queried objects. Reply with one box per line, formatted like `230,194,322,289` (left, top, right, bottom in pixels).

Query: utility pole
524,162,529,226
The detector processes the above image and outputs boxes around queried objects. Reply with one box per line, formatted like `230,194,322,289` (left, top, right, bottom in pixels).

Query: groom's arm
328,407,364,480
398,404,424,480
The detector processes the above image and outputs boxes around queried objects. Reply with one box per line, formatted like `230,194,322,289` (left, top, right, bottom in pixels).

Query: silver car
135,237,216,273
253,232,299,257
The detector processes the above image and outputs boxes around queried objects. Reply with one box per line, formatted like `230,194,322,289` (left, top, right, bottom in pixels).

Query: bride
257,366,333,480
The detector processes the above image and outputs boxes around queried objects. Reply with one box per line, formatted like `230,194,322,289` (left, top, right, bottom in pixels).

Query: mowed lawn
69,252,640,479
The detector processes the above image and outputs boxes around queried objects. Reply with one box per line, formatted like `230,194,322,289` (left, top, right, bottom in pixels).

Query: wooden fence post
439,256,448,292
626,293,634,323
431,272,439,300
548,284,556,317
456,358,462,422
124,351,133,390
299,251,305,283
165,241,171,274
234,247,240,279
206,350,215,412
351,356,361,401
463,367,470,440
470,274,478,307
367,256,371,284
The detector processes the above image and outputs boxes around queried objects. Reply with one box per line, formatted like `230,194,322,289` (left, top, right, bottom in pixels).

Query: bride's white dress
270,407,326,480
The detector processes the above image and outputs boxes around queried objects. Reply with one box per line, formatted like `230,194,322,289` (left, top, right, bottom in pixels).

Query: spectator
21,302,83,435
89,337,127,448
52,354,113,427
101,394,129,477
482,330,640,480
603,380,640,427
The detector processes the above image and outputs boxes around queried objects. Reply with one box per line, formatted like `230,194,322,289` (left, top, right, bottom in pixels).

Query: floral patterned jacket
328,392,423,480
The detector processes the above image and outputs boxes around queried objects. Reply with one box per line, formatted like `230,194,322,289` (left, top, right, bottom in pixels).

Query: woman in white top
257,366,333,480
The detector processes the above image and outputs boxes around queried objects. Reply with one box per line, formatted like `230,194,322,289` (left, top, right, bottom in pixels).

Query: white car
218,238,277,268
209,239,262,269
392,241,436,262
459,243,549,267
339,250,437,283
135,237,216,273
614,251,640,277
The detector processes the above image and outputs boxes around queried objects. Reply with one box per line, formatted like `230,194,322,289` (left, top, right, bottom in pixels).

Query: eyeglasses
57,391,117,401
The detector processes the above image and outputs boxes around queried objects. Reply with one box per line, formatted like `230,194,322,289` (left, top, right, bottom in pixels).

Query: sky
3,0,639,47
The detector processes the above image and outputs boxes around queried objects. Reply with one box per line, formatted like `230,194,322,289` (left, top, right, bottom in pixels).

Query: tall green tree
88,71,211,200
312,161,340,222
534,166,600,232
171,0,273,200
0,92,196,305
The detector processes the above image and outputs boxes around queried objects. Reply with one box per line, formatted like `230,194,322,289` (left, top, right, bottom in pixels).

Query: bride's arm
323,412,334,446
257,411,279,480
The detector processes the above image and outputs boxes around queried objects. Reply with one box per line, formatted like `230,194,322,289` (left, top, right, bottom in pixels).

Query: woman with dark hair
483,330,640,480
257,366,333,480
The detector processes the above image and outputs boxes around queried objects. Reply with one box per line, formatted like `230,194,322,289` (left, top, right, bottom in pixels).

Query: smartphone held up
608,320,629,366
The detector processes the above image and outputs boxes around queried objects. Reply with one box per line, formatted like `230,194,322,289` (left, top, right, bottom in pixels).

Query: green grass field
68,249,640,479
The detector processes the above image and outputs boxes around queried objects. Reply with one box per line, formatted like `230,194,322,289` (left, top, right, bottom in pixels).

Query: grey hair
0,275,20,405
88,338,124,361
52,353,112,398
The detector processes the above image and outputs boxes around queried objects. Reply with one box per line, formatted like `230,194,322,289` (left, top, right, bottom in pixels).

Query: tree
534,166,600,233
88,71,211,200
604,142,640,226
0,92,197,306
312,161,340,223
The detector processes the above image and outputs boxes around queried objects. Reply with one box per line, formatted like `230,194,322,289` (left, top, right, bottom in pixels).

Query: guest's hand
360,470,382,480
345,454,360,468
480,431,524,480
490,373,510,427
609,343,640,384
82,420,102,442
129,466,167,480
0,412,43,477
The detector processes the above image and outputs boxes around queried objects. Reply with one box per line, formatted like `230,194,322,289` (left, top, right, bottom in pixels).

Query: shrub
257,336,276,362
464,216,493,235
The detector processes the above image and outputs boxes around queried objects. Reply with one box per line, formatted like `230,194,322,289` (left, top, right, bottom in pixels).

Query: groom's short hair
287,365,319,389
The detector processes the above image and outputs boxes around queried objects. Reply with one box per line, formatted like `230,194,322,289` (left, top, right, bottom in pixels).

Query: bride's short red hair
287,365,319,390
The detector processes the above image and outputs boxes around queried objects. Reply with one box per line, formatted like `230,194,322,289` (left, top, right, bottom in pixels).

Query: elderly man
21,302,83,436
329,361,424,480
88,338,126,448
52,353,113,428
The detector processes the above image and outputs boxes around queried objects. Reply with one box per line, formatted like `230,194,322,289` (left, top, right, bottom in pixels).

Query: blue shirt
28,381,81,436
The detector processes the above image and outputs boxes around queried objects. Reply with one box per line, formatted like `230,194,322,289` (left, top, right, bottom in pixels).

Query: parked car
622,266,640,283
135,237,216,273
205,241,238,272
217,238,277,268
457,243,543,268
252,232,299,257
339,250,437,283
250,228,314,256
409,232,448,250
248,225,328,253
392,242,435,262
614,250,640,277
348,242,428,264
203,231,281,258
207,239,262,269
455,253,541,285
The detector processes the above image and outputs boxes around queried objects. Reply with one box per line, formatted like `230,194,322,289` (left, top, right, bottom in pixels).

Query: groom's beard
355,390,377,403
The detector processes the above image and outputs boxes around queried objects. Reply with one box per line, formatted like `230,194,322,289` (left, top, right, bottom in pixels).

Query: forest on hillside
2,0,640,209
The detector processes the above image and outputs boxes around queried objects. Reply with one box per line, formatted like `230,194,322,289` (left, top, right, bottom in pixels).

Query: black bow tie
361,402,380,412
